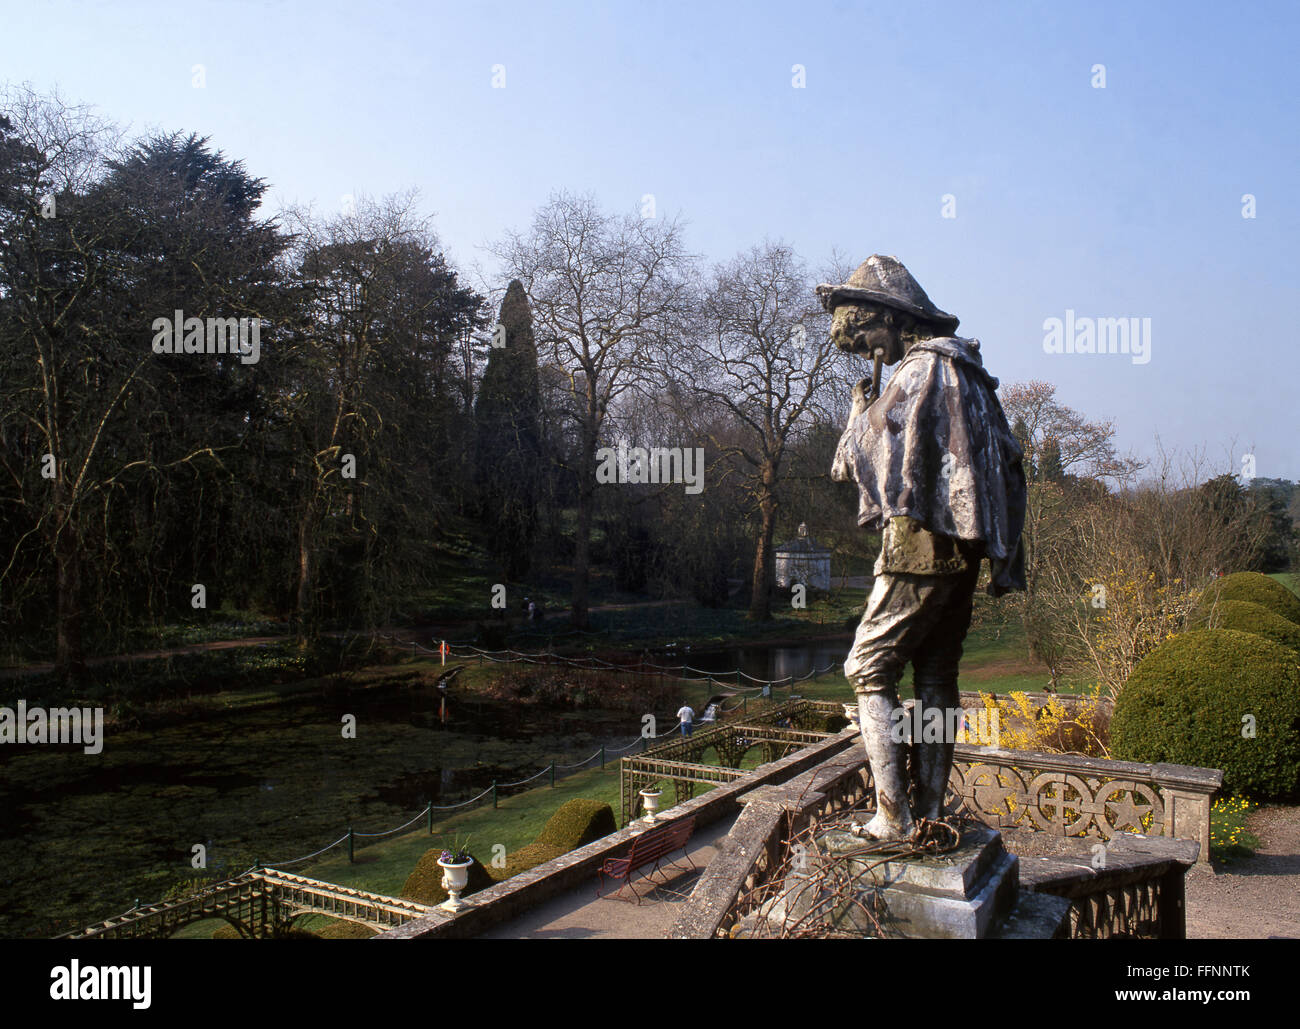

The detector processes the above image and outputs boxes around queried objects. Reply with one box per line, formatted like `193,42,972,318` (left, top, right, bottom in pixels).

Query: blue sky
5,0,1297,478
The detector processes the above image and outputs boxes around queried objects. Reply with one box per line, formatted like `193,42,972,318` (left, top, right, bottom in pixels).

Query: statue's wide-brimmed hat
816,255,959,334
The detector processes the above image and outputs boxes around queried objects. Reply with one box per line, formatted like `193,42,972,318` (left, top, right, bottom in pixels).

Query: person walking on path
677,704,696,737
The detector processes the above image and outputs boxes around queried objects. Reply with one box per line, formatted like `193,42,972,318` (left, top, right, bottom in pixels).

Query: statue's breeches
845,566,980,694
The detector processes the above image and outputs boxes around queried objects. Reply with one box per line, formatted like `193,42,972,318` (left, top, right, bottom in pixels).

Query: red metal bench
596,816,697,904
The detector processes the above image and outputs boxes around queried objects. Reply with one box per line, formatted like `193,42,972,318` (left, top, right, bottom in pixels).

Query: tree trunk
572,436,595,630
53,504,86,684
748,462,778,621
294,501,315,644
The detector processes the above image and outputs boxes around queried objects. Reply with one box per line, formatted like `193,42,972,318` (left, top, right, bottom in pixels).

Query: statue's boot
911,737,955,821
912,680,960,821
856,690,915,840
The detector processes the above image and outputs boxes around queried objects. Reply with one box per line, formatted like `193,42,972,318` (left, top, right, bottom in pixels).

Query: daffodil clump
1210,795,1259,863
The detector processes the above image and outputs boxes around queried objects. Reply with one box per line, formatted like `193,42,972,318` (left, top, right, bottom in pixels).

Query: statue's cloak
832,337,1027,596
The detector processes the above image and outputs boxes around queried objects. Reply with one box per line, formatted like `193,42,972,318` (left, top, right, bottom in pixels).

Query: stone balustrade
951,744,1222,861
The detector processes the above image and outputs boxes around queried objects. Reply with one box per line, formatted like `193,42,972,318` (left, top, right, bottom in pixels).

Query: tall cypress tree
474,280,542,579
1040,436,1064,485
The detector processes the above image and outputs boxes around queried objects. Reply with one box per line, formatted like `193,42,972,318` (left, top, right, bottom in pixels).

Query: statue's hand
831,379,873,482
851,377,872,409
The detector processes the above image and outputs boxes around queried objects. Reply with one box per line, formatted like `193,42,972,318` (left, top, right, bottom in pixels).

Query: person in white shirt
676,705,696,737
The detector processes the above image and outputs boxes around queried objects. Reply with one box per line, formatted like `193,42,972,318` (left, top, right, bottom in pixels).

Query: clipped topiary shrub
401,853,494,906
315,920,378,939
491,841,566,881
1193,572,1300,627
485,799,618,883
1111,629,1300,799
534,798,617,850
275,927,321,939
402,799,620,895
1187,599,1300,656
820,713,850,733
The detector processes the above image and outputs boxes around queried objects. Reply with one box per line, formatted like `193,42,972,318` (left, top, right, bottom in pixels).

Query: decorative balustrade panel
712,806,788,939
1060,878,1162,939
950,758,1166,840
712,759,875,938
64,871,431,939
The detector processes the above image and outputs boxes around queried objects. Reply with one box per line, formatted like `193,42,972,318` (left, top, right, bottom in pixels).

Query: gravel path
1185,804,1300,939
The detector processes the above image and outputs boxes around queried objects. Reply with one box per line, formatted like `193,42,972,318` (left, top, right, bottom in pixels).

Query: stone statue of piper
817,256,1026,840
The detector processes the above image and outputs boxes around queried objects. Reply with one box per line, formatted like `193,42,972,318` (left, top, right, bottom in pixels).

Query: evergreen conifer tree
474,280,542,579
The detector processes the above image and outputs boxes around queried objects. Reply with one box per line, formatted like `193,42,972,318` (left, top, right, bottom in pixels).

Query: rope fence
202,635,843,877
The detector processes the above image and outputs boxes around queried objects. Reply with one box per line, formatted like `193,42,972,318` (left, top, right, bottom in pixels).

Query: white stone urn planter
437,858,473,912
843,703,861,728
639,788,663,825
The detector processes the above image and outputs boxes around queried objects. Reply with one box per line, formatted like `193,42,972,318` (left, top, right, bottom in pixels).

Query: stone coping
1006,828,1200,892
952,743,1223,793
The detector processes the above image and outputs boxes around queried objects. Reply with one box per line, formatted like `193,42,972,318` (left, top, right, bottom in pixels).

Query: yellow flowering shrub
964,689,1110,757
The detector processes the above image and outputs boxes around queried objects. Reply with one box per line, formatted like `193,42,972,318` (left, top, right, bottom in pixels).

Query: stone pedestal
752,825,1069,938
822,825,1018,937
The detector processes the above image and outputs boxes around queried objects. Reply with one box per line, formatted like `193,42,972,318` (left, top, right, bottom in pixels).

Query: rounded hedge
1111,629,1300,799
401,852,494,906
534,798,617,850
1193,572,1300,627
1187,599,1300,656
401,799,619,898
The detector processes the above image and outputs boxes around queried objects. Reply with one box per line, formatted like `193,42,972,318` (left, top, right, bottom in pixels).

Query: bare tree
998,380,1145,666
0,90,122,678
1000,380,1145,593
1000,380,1143,485
677,242,840,620
491,191,694,628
